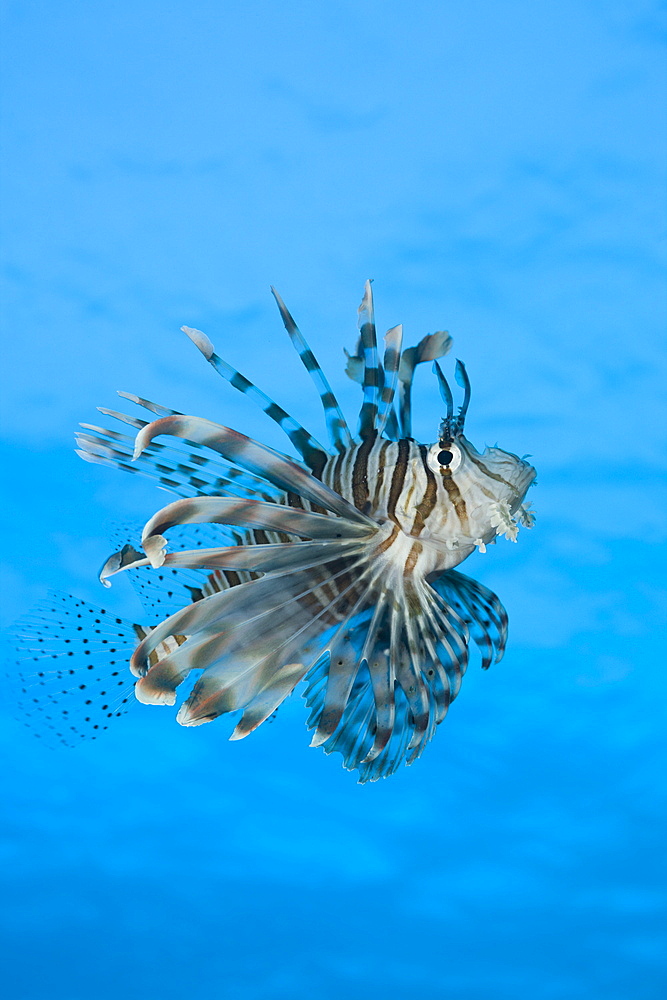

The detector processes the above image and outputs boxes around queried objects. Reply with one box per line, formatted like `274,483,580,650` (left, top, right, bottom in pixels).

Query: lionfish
15,282,536,782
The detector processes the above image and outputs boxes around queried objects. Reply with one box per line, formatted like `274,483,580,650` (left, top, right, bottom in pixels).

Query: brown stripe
372,440,391,510
310,562,339,607
387,438,410,525
308,449,327,480
296,585,328,618
404,540,423,575
374,522,400,555
332,448,346,496
206,569,226,594
411,445,438,537
465,451,522,498
403,478,417,513
296,559,361,625
286,490,305,509
440,468,469,530
351,433,376,512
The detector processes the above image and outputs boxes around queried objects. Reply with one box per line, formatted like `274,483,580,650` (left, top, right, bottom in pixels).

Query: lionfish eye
437,450,454,467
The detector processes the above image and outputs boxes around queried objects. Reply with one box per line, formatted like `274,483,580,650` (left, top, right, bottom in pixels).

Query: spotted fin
11,594,139,748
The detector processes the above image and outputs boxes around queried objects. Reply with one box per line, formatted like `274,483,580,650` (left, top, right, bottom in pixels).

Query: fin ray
271,288,353,453
182,325,328,470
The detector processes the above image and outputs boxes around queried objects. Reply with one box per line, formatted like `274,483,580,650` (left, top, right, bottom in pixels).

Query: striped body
16,281,536,781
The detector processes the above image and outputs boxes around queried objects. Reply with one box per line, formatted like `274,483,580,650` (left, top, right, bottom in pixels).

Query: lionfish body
16,282,536,781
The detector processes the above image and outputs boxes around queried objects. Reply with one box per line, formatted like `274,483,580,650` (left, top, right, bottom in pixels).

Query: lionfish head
431,360,536,547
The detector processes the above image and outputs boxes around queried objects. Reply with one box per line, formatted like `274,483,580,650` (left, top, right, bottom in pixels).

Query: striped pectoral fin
174,638,292,727
358,646,395,763
78,412,282,503
344,597,394,763
457,575,508,663
413,580,462,721
104,538,366,592
424,583,470,697
130,569,323,679
230,661,309,740
447,589,495,670
129,562,353,676
139,497,373,562
312,598,398,771
133,415,377,528
308,643,361,747
136,547,373,727
431,570,507,668
134,635,191,705
320,678,376,772
356,612,449,781
415,611,453,726
174,644,306,728
357,701,414,782
393,647,430,757
402,613,440,760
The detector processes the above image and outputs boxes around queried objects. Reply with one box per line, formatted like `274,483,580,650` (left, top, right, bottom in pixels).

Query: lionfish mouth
433,358,471,444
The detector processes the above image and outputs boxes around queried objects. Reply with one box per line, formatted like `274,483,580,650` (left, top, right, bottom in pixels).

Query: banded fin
133,415,378,527
345,298,451,440
76,405,281,502
108,521,255,626
399,331,452,437
102,537,368,588
131,548,372,714
181,325,329,472
271,288,353,453
357,280,381,439
431,570,508,668
140,496,372,569
112,507,480,781
376,324,403,438
302,576,473,782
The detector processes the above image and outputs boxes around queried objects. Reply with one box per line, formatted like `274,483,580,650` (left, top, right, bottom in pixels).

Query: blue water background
1,2,665,997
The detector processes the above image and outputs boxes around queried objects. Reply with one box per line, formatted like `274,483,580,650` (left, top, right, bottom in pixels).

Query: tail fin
11,594,140,747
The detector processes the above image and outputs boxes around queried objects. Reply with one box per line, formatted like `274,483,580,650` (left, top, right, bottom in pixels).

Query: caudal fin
11,593,140,747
